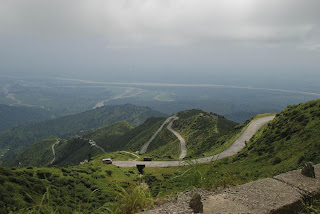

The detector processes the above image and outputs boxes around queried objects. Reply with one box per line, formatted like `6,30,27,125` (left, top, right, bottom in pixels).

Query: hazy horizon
1,0,319,91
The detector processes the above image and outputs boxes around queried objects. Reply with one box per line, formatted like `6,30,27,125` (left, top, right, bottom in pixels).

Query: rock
189,193,203,213
301,162,315,178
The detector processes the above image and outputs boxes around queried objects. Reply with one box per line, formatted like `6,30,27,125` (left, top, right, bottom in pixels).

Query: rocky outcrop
141,163,320,214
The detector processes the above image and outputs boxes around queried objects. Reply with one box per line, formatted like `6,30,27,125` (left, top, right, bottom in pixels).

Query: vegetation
174,110,238,158
0,104,166,165
6,137,60,168
0,160,144,214
8,121,134,167
0,104,50,132
122,117,167,152
124,109,239,160
1,100,320,213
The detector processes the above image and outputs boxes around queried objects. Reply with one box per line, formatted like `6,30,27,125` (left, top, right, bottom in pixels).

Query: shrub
272,157,282,165
112,183,154,214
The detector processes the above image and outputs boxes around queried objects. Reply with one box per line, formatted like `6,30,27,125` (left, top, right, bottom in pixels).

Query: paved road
140,116,177,153
50,140,60,164
113,115,275,167
167,116,187,159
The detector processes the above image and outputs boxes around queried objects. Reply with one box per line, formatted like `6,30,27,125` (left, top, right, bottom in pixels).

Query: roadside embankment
142,164,320,214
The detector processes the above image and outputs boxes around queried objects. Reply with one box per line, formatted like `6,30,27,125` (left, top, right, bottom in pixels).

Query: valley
2,2,320,213
0,97,319,214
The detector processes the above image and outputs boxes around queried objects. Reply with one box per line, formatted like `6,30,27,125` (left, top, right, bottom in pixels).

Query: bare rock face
189,193,203,213
301,162,316,178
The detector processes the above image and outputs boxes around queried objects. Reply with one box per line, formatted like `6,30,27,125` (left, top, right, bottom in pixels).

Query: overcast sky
0,0,319,85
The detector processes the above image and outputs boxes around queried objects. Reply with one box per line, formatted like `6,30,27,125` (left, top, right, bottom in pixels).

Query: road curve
113,115,275,167
166,116,187,159
140,116,177,153
50,140,60,164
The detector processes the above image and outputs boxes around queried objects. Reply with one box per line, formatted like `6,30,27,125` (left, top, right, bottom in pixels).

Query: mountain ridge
0,104,166,164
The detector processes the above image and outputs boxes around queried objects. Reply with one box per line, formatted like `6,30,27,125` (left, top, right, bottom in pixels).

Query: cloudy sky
0,0,319,85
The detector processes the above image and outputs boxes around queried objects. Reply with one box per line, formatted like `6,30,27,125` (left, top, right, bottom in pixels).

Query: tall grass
110,181,154,214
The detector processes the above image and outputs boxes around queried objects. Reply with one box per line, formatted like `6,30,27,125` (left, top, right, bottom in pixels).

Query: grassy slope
0,159,142,214
1,100,320,213
123,117,167,152
0,104,166,164
174,110,238,158
83,120,134,151
122,109,239,160
174,99,320,189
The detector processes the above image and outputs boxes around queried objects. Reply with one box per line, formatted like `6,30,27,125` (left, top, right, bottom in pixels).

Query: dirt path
50,140,60,164
118,151,140,160
113,115,275,167
167,116,187,159
140,116,177,153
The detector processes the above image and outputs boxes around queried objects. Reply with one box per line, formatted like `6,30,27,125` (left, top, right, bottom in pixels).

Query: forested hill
0,104,50,132
0,104,166,163
6,121,134,167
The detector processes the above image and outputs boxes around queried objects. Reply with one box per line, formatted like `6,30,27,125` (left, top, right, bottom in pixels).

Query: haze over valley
0,1,320,213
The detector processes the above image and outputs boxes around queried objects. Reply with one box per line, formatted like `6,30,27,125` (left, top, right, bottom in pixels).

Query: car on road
102,158,112,164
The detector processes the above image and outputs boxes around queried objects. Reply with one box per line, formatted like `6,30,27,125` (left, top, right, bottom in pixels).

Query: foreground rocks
189,193,203,213
141,189,212,214
141,164,320,214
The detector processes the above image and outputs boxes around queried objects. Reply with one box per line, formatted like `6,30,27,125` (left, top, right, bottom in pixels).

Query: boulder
189,193,203,213
301,162,316,178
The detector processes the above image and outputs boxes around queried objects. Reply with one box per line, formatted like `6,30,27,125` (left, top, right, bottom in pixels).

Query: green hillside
164,99,320,190
122,117,168,152
6,121,134,167
229,99,320,176
174,110,238,158
53,121,134,167
3,137,60,168
0,104,50,132
0,160,143,214
0,100,320,213
0,104,166,164
83,120,134,151
126,110,239,160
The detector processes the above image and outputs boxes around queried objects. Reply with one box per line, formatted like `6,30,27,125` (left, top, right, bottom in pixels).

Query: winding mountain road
167,116,187,159
113,115,275,167
140,115,177,153
50,139,60,164
140,115,187,159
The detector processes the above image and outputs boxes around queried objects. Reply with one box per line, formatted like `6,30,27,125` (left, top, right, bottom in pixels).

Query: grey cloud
1,0,320,46
0,0,320,81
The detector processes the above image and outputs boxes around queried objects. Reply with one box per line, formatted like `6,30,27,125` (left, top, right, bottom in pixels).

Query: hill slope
201,99,320,188
123,109,239,160
0,104,50,132
0,104,166,164
1,100,320,213
6,121,134,167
